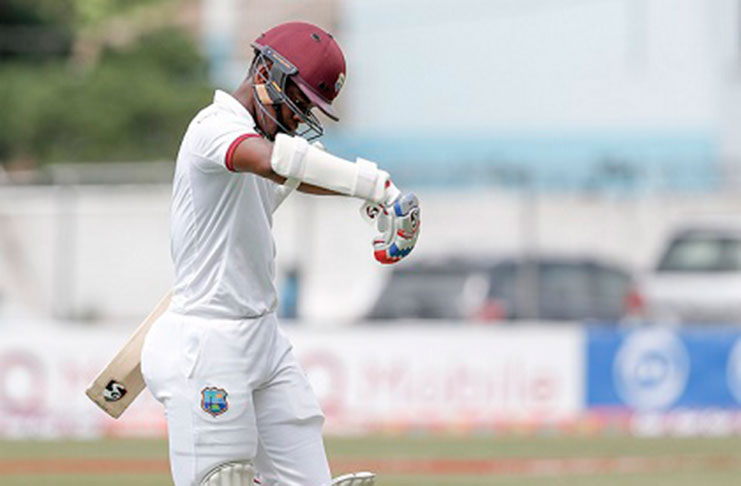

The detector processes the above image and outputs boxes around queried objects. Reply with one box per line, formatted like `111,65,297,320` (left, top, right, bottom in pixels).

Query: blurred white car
627,224,741,324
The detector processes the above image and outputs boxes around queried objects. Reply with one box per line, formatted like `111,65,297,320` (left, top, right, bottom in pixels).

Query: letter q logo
613,328,689,411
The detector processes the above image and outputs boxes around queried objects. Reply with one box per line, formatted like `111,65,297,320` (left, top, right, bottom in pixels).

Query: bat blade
85,290,172,418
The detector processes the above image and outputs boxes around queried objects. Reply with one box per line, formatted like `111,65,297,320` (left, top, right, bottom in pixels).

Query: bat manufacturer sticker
201,387,229,417
103,380,128,402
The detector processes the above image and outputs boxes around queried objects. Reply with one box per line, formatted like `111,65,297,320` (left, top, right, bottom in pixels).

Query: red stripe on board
331,455,741,476
225,133,261,172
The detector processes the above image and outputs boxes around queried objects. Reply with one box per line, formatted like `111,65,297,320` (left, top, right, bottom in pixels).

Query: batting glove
361,191,420,264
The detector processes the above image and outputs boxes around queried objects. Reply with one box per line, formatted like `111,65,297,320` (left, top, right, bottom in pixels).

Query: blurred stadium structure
2,0,741,441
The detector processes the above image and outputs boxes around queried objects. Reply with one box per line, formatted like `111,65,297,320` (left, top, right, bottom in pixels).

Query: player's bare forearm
232,134,390,202
228,136,339,194
296,183,343,196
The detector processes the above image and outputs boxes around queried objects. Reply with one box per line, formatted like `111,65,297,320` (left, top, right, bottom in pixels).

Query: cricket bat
85,290,172,418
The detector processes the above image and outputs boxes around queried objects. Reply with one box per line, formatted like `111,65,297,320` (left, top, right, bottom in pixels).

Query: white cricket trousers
141,309,332,486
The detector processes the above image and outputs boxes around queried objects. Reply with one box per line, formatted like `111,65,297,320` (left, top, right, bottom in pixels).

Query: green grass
1,435,740,486
0,439,166,459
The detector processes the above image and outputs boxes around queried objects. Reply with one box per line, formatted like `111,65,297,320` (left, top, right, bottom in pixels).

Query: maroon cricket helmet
253,21,346,121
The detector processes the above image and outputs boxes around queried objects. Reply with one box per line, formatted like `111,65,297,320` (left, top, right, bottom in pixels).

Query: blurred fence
3,160,741,322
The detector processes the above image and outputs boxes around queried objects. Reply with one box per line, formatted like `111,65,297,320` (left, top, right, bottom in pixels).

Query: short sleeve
184,108,260,172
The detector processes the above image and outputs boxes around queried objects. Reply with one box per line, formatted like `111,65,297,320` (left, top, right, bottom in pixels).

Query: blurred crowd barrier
0,323,740,439
2,180,741,322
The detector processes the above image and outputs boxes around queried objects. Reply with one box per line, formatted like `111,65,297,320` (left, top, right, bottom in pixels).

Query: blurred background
2,0,741,484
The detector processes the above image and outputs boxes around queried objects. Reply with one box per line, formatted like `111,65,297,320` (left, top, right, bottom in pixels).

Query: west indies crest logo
201,387,229,417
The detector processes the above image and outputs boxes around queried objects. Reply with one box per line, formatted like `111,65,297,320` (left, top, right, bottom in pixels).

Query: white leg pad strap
271,134,389,203
200,460,255,486
332,471,376,486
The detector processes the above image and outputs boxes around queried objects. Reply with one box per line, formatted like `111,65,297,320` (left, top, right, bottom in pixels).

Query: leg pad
200,460,255,486
332,471,376,486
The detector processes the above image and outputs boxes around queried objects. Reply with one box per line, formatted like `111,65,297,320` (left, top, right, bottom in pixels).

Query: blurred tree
0,0,75,58
0,1,213,166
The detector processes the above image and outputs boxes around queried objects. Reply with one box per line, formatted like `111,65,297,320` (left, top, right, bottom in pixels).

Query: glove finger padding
373,193,420,264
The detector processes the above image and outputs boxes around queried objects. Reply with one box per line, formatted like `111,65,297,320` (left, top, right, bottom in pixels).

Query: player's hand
371,192,420,264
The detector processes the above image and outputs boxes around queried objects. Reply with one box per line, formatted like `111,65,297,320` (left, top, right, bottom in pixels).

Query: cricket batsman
140,21,420,486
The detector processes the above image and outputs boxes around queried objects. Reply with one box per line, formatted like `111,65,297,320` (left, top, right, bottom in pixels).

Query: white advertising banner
285,324,584,433
0,322,583,438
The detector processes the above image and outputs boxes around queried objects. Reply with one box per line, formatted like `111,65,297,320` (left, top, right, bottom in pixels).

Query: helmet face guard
251,45,324,141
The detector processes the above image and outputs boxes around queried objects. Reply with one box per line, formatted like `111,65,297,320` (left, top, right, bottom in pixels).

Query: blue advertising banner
587,326,741,411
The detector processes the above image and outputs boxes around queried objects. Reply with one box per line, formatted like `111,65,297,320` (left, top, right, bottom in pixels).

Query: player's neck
232,81,256,119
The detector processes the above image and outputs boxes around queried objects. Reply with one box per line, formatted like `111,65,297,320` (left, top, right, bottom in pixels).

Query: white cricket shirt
169,90,282,319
